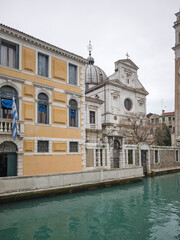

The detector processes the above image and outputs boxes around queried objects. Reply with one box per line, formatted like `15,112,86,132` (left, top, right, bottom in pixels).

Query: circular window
124,98,132,111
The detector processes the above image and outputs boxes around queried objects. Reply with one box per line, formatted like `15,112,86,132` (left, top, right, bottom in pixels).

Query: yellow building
0,24,87,177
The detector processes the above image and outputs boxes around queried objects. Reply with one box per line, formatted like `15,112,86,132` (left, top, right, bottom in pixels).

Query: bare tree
119,113,156,144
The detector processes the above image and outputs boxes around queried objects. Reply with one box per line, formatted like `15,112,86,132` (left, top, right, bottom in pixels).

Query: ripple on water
0,173,180,240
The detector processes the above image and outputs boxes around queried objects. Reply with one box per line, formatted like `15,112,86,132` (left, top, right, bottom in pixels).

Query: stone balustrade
0,118,24,137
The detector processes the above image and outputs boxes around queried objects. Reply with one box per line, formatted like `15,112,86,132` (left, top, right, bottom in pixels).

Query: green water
0,173,180,240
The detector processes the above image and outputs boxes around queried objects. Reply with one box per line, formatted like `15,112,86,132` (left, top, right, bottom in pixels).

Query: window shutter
76,109,78,127
45,56,48,77
15,44,19,69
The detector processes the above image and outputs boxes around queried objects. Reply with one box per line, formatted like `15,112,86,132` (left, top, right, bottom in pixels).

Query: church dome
85,41,107,86
85,63,107,85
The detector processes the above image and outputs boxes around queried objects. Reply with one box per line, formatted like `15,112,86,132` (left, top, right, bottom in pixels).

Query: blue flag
11,97,18,141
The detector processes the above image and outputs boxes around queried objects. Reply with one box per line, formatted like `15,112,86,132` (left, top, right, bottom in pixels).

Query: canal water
0,173,180,240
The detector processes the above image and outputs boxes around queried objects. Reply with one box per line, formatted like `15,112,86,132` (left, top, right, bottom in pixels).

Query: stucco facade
0,24,86,176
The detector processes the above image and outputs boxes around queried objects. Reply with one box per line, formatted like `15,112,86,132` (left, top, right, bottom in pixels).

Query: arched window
69,99,78,127
38,93,49,124
0,85,18,119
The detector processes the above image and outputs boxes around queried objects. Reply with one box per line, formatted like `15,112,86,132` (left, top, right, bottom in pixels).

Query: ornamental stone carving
0,141,17,152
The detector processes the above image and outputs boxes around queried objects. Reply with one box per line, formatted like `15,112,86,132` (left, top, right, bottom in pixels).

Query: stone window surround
154,149,160,164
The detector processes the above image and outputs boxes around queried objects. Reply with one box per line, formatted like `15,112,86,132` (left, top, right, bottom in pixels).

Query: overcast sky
0,0,179,114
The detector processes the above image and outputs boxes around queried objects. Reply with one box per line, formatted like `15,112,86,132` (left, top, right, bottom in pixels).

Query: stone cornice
0,24,88,64
33,82,54,91
86,79,148,96
85,96,104,104
65,90,82,97
0,73,25,84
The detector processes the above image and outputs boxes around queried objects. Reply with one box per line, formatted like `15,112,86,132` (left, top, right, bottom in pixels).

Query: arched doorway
0,141,17,177
139,143,150,175
113,140,120,168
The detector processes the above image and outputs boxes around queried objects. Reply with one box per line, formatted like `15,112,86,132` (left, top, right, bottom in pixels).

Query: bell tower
173,10,180,145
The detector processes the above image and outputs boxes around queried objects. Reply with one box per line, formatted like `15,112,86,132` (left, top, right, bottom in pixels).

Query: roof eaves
0,24,88,64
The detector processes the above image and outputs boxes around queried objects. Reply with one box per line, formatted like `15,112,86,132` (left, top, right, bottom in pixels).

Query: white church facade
84,43,150,173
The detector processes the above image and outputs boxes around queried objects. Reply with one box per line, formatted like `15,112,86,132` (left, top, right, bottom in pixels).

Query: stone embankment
0,167,143,203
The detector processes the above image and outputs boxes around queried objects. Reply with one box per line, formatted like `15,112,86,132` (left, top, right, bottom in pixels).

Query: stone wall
0,167,143,195
151,148,180,170
124,144,180,174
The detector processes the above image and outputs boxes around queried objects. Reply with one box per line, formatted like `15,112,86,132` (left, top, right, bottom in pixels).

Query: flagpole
11,95,18,142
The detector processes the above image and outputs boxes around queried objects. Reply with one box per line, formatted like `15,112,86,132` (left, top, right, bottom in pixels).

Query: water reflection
0,173,180,240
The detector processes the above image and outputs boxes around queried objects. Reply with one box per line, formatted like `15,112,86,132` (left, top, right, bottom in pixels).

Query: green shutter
15,44,19,69
7,154,17,176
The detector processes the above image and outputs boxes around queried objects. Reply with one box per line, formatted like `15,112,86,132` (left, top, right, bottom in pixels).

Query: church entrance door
141,150,148,175
113,140,120,168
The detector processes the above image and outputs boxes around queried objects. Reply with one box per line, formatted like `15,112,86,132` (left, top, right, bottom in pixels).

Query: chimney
162,110,165,115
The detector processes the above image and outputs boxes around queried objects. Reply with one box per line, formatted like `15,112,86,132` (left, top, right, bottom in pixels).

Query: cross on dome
126,52,130,59
87,40,93,56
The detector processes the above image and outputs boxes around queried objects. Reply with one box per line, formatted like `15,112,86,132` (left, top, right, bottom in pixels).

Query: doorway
113,140,120,168
141,150,148,175
0,152,17,177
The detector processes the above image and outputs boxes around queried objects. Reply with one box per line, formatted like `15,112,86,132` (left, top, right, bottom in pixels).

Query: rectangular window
38,141,49,152
173,117,175,121
0,38,19,69
38,104,48,124
151,119,154,123
38,53,48,77
155,118,159,123
96,149,98,166
69,64,77,85
90,111,95,124
70,142,78,152
162,117,165,122
128,150,133,164
168,117,171,121
69,109,78,127
155,150,158,163
100,149,103,166
176,150,178,161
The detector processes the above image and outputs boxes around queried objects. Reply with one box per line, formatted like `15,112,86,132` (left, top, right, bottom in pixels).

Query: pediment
107,79,148,95
115,59,139,70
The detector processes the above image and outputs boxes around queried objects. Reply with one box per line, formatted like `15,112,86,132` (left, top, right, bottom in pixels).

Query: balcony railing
0,118,25,137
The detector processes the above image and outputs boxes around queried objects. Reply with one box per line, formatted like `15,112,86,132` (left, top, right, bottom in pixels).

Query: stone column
97,149,101,167
102,149,105,167
133,149,135,165
119,138,125,168
139,149,141,166
147,150,151,174
93,149,96,167
17,152,24,176
125,149,128,166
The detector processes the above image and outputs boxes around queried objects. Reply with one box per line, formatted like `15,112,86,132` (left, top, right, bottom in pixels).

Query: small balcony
0,118,25,138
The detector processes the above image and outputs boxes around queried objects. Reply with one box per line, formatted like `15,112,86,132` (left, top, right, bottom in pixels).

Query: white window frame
68,62,79,86
154,149,160,164
67,95,80,128
37,52,49,78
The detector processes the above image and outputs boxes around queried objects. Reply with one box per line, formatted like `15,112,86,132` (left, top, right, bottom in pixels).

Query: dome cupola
85,41,107,88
